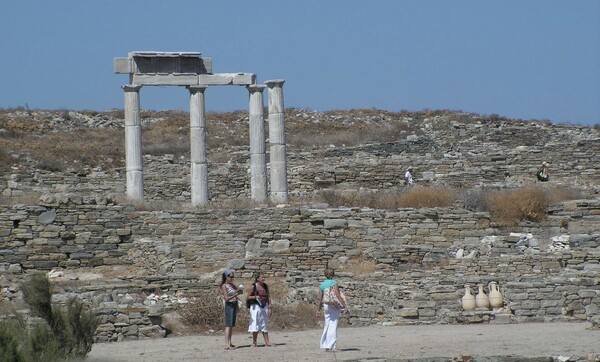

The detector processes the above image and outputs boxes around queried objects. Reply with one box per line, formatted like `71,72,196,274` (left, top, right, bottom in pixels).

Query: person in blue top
315,268,348,352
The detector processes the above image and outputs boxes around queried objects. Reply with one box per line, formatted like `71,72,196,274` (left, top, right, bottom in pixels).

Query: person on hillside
404,166,414,186
537,161,549,182
315,268,348,352
220,269,242,349
246,271,273,347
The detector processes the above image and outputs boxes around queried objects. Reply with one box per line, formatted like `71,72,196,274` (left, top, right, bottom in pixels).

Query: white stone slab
132,74,199,86
198,73,256,86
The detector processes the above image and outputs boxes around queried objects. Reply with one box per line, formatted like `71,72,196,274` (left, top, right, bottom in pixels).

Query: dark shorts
224,301,238,327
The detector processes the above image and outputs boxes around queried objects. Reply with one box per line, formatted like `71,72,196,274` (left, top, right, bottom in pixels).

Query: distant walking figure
315,268,348,352
404,166,414,186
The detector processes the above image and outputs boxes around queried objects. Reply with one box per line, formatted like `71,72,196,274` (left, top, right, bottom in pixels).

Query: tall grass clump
486,186,581,226
397,187,456,208
177,278,319,333
315,187,457,209
486,187,549,225
177,295,319,333
176,294,238,331
0,274,98,361
317,189,402,209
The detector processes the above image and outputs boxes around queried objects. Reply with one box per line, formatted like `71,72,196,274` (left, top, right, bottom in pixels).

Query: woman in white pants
315,268,347,352
246,272,273,347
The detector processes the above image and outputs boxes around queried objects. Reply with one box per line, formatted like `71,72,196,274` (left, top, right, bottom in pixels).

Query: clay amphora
475,285,490,309
461,285,476,311
488,282,503,308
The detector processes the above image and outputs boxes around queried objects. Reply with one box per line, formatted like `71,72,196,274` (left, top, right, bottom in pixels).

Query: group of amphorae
461,282,503,311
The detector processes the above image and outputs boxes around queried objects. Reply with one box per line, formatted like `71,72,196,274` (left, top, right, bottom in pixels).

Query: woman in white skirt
315,268,348,352
246,272,273,347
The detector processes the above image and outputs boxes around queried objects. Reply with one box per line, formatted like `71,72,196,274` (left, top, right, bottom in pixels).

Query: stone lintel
125,73,256,87
198,73,256,86
132,74,200,86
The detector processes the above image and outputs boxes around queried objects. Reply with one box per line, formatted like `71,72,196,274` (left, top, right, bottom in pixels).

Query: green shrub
0,321,24,362
12,274,99,361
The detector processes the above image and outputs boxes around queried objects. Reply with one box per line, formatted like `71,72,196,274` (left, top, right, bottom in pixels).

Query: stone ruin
0,65,599,345
114,51,289,205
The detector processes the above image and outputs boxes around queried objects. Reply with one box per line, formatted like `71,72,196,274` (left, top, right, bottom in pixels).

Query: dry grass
176,294,232,332
269,302,320,330
485,186,574,226
0,113,124,172
316,189,403,209
176,277,318,333
316,187,456,209
176,297,318,333
313,185,580,226
0,108,437,173
397,187,456,208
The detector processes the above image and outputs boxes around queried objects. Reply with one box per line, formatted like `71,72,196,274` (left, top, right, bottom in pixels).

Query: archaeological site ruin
0,51,599,346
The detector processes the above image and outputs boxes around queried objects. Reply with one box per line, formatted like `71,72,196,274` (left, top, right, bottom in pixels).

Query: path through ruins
88,322,599,361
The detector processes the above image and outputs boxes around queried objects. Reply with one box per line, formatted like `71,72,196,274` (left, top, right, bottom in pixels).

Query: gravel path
87,322,599,361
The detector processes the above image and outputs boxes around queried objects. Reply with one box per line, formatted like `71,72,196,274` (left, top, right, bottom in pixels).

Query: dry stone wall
1,197,599,341
1,112,599,342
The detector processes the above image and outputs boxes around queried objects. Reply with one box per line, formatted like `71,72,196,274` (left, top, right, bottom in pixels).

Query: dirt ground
87,322,599,361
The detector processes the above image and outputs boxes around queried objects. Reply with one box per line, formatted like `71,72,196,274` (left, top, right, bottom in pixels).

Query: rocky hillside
1,108,599,202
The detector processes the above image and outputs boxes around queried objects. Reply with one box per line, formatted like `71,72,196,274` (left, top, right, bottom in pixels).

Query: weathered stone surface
1,110,599,342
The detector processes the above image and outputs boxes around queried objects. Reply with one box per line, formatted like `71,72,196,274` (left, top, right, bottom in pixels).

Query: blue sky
1,1,599,125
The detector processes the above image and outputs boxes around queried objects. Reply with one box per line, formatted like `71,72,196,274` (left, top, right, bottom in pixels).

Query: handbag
323,286,346,309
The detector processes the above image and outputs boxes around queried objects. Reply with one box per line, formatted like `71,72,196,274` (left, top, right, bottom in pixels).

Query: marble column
247,84,268,203
266,79,288,204
188,86,209,206
123,85,143,201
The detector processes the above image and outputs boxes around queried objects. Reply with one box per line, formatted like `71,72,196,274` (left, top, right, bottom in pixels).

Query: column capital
187,85,208,93
122,84,142,92
265,79,285,88
247,84,266,93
